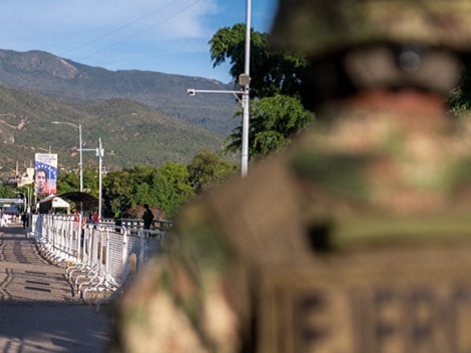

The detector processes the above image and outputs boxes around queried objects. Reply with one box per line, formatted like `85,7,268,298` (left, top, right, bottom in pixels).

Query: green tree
57,167,99,196
102,169,135,213
187,150,238,193
227,94,315,159
102,163,196,220
57,172,80,194
152,162,195,218
209,24,314,158
83,168,99,197
209,23,308,99
103,165,155,213
0,184,16,198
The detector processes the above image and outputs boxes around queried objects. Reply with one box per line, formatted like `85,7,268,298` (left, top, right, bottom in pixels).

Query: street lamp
241,0,252,177
25,186,32,213
81,137,105,220
98,138,103,221
51,121,83,192
187,0,251,177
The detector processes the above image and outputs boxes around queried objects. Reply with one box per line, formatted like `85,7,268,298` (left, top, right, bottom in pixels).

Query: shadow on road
0,225,113,353
0,304,112,353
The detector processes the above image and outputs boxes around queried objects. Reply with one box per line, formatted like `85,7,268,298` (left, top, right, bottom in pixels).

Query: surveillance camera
187,89,196,96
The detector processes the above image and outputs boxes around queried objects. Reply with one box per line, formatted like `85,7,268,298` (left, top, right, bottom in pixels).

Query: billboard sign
34,153,58,195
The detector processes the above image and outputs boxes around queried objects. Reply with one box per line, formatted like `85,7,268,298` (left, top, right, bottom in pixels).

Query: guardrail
100,218,174,236
29,214,173,304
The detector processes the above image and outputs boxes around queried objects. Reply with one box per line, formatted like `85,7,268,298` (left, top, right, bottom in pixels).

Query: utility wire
62,0,201,60
61,1,176,56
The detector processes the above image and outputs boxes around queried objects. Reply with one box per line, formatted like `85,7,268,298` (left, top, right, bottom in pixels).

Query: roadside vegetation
62,150,238,219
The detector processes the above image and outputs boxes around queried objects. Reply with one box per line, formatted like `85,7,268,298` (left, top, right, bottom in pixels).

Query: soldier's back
111,101,471,353
110,0,471,351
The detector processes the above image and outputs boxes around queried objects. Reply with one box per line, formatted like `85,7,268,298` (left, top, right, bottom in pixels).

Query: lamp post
187,0,251,177
241,0,252,177
81,137,104,221
25,186,31,213
52,121,83,192
97,138,103,221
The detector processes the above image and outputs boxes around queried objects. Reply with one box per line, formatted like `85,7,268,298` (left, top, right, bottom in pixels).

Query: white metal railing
29,214,171,304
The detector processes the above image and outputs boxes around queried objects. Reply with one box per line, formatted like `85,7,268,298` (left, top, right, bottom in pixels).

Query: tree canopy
56,152,238,220
226,94,315,159
209,24,314,160
210,24,308,99
187,150,238,193
0,184,16,198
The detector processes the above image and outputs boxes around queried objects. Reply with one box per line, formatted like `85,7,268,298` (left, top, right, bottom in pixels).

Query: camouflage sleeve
110,201,241,353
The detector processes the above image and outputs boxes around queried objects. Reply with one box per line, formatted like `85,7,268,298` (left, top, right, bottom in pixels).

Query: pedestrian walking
142,204,154,230
21,212,28,229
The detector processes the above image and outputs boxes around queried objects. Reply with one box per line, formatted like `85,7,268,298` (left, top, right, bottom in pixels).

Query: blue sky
1,0,277,83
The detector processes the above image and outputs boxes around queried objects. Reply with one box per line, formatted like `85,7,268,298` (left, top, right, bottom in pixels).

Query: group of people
70,208,99,231
0,212,10,227
0,212,28,228
88,211,100,224
68,203,154,232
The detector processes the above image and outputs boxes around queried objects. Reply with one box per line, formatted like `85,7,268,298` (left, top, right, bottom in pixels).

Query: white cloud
1,0,218,48
0,0,275,82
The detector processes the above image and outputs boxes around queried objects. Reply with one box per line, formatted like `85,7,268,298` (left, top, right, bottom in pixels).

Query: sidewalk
0,224,113,353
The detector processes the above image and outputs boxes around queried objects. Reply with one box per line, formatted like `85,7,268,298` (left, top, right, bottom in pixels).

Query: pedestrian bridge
29,213,173,304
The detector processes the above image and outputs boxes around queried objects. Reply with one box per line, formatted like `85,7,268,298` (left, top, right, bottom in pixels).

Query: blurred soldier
111,1,471,353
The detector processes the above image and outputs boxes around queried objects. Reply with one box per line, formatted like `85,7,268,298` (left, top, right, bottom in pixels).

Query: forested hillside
0,85,229,172
0,49,239,136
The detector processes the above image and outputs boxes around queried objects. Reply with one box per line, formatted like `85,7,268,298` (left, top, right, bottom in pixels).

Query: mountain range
0,49,240,172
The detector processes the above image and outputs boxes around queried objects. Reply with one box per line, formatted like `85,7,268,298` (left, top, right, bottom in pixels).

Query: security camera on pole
187,0,251,177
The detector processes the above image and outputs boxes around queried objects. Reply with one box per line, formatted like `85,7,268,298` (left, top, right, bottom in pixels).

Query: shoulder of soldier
177,154,301,235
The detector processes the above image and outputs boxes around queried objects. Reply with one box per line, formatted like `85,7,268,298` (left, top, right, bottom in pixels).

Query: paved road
0,225,113,353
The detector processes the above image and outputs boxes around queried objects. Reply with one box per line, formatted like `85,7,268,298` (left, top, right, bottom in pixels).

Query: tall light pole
52,121,83,192
25,186,31,213
241,0,251,177
81,137,104,220
187,0,251,177
97,138,103,221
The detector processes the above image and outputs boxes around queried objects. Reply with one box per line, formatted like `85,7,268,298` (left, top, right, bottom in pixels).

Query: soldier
111,1,471,353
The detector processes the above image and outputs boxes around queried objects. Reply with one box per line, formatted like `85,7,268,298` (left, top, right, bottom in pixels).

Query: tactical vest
180,105,471,353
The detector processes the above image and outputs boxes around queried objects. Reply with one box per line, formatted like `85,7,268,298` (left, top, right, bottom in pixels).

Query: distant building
2,167,34,188
18,167,34,187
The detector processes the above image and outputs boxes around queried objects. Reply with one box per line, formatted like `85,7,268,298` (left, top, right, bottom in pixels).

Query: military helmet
270,0,471,58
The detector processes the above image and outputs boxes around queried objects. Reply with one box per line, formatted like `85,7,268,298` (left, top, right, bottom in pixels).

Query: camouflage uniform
111,1,471,353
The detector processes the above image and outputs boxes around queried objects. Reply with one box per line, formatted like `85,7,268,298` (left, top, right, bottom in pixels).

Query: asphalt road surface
0,224,113,353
